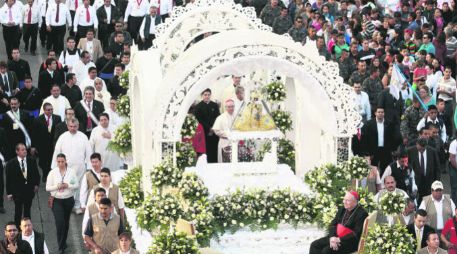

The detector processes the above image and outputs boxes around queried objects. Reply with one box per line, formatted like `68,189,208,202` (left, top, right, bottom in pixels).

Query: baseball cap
431,181,444,190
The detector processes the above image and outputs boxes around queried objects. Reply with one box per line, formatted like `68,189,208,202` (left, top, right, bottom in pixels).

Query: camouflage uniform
362,76,383,111
260,5,281,27
349,71,370,86
288,26,307,43
400,105,426,141
339,57,356,83
272,16,293,35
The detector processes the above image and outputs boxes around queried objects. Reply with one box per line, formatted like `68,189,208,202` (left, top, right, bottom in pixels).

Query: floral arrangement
363,223,415,254
210,189,313,235
355,187,376,213
178,173,209,202
147,229,200,254
257,139,296,172
304,163,349,195
181,114,199,140
137,193,185,231
343,156,371,180
379,191,407,216
186,200,214,247
309,193,338,228
271,110,293,133
176,142,197,169
116,94,131,118
264,81,286,102
119,167,143,209
108,122,132,155
119,71,130,89
150,159,183,189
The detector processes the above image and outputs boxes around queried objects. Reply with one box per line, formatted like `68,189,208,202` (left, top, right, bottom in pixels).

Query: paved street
0,21,87,253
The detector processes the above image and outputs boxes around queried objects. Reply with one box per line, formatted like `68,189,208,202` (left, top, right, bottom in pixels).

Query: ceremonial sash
336,224,354,238
80,101,100,126
6,111,32,148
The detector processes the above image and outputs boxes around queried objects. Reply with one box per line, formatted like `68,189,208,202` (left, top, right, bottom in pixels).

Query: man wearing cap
408,138,441,205
417,105,447,143
309,191,368,253
381,148,417,198
419,181,456,235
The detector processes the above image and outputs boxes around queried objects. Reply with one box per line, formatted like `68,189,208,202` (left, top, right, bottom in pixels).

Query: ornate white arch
152,30,360,143
153,0,271,72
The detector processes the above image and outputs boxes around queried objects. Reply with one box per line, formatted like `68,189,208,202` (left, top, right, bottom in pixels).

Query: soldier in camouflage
338,48,356,83
260,0,281,27
400,97,426,146
288,17,307,43
349,60,370,86
362,67,383,112
272,7,293,34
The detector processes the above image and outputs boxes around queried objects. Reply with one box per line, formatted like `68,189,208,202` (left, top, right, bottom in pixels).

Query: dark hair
20,217,31,223
415,209,427,218
119,232,132,240
99,197,112,207
426,231,438,241
45,57,56,66
56,153,66,160
88,66,97,74
86,28,95,34
47,49,56,56
42,102,52,111
80,50,90,58
66,36,75,42
66,73,75,82
99,112,110,120
201,88,212,95
101,167,111,176
5,221,16,230
114,63,125,70
416,137,428,147
90,153,102,161
94,187,106,195
23,75,32,81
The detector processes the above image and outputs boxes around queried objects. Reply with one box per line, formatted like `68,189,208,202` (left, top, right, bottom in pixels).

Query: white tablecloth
210,224,325,254
185,163,311,196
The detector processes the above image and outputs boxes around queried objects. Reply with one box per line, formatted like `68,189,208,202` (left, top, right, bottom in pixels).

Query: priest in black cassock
309,191,368,254
194,88,220,163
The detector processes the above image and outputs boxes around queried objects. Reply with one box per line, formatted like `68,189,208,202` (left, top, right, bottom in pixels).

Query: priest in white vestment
73,52,96,87
212,99,236,163
105,98,126,129
52,118,92,212
89,113,121,171
94,78,111,110
79,67,99,91
40,84,71,119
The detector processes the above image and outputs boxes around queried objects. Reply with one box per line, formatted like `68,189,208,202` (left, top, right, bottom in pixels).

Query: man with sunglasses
108,21,132,47
288,17,306,44
0,222,32,254
419,32,436,55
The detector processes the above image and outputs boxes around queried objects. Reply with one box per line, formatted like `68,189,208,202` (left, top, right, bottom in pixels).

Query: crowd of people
0,0,457,252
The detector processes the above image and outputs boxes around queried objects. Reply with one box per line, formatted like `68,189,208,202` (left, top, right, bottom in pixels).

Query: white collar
22,231,34,239
17,156,26,162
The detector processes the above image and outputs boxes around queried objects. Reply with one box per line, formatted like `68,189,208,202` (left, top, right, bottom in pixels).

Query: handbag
48,195,54,209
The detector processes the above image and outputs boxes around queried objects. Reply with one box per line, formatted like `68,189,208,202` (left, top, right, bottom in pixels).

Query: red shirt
442,217,457,245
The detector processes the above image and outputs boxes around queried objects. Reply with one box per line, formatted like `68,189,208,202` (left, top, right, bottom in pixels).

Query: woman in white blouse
46,153,79,254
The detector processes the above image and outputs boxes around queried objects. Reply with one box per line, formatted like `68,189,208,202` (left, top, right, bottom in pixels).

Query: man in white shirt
22,0,42,55
40,84,71,119
105,98,126,129
79,153,103,214
89,113,121,172
77,29,104,61
45,0,72,55
80,66,98,91
212,99,236,163
417,105,447,143
437,66,456,134
419,181,456,233
58,37,81,73
353,82,371,123
0,0,22,59
73,0,98,45
123,0,149,45
156,0,173,21
374,175,409,203
19,218,49,254
52,118,92,212
139,4,161,50
73,51,96,86
407,209,436,251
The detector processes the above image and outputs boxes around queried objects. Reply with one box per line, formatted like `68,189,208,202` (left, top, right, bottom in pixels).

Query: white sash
80,100,100,126
6,111,32,148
